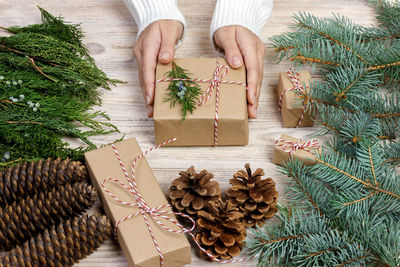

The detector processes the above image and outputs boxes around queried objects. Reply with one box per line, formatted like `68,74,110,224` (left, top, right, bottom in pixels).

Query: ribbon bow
276,138,320,157
101,138,253,266
156,58,247,146
278,68,311,128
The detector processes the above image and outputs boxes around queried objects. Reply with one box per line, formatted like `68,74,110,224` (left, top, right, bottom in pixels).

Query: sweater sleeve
123,0,186,41
210,0,273,42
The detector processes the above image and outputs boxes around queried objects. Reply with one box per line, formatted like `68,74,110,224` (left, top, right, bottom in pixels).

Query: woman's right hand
133,20,183,117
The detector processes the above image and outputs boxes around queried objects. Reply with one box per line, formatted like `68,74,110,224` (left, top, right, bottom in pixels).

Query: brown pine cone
0,182,98,251
0,158,87,206
169,166,221,219
195,199,246,260
0,214,111,267
226,163,278,227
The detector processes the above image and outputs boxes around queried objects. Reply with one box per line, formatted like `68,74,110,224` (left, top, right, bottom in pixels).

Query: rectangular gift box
154,58,248,146
273,134,321,166
277,70,314,128
84,138,191,267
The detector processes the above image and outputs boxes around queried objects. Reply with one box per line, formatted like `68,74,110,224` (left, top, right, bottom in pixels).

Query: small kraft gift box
154,58,248,146
273,134,321,166
277,68,314,128
84,138,191,267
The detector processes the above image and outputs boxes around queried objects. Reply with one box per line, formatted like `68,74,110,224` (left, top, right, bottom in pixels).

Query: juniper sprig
0,7,122,166
164,62,202,120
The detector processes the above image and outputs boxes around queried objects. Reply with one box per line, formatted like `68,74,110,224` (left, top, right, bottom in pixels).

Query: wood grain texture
0,0,378,266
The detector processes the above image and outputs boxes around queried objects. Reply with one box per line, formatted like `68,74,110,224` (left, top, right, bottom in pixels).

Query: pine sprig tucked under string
0,7,122,166
163,62,202,120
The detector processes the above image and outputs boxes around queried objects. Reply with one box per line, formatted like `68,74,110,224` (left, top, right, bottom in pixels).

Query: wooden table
0,0,378,266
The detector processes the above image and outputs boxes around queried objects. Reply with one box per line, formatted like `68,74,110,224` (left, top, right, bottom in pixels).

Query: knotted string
278,68,312,127
101,138,253,266
276,138,320,157
156,58,247,146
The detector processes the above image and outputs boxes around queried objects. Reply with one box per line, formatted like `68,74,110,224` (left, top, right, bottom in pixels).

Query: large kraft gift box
277,70,314,127
273,134,321,166
154,58,248,146
84,138,191,267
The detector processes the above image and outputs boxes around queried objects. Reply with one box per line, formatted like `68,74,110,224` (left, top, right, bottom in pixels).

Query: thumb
158,33,177,64
214,29,243,69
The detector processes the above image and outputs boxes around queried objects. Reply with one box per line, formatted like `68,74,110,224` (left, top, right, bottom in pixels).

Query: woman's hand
133,20,183,117
214,25,266,118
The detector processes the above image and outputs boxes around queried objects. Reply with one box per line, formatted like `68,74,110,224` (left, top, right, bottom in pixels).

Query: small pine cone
0,214,111,267
169,166,221,219
0,158,87,205
195,199,246,260
226,163,279,227
0,182,98,251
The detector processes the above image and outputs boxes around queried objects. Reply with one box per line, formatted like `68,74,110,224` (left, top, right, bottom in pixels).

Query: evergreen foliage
164,62,202,120
247,1,400,266
0,7,121,166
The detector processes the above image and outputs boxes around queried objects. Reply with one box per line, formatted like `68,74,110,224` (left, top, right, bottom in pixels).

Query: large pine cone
226,163,278,227
195,199,246,260
0,214,111,267
169,166,221,219
0,158,87,206
0,182,97,251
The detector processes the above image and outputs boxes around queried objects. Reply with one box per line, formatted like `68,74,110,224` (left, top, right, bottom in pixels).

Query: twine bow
276,138,320,157
156,58,247,146
101,138,253,266
278,68,311,127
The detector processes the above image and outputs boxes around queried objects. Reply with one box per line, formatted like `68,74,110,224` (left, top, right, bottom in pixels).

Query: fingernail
232,57,241,68
146,95,152,105
160,51,170,60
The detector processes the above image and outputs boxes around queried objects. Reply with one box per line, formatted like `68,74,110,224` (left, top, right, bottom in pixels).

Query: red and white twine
156,58,247,146
101,138,253,266
275,138,320,157
278,68,311,127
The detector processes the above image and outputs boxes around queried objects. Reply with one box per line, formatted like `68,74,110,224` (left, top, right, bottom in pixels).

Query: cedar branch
6,121,43,125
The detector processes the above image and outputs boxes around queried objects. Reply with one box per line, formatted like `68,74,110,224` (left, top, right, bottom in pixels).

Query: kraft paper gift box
273,134,321,166
84,138,191,267
277,69,314,128
154,58,248,146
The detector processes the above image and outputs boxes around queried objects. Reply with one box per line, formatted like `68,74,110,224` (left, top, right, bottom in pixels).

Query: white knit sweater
123,0,273,43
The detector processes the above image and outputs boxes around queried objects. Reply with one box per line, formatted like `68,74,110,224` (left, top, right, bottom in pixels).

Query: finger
214,28,243,69
133,45,147,101
256,44,266,106
158,25,179,64
142,41,159,117
239,44,260,118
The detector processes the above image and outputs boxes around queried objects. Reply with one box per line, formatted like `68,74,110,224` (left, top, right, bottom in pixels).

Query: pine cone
226,163,278,227
0,182,97,251
169,166,221,219
0,214,111,267
195,199,246,260
0,158,87,205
